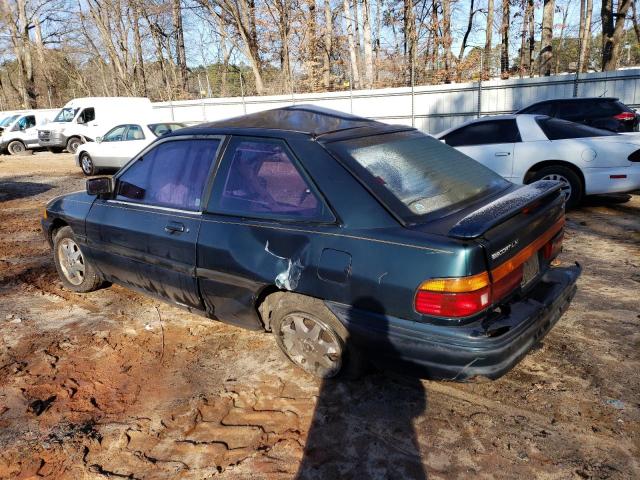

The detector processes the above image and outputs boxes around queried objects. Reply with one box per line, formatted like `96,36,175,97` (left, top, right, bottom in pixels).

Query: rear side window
329,130,509,219
209,138,332,221
443,120,521,147
116,139,220,211
149,123,185,137
125,125,145,140
593,100,624,115
536,117,617,139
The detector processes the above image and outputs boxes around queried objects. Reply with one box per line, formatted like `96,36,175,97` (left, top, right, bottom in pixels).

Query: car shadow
295,298,428,479
0,180,53,202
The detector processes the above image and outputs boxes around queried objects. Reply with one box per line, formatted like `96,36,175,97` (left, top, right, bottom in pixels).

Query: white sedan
436,114,640,206
76,122,185,176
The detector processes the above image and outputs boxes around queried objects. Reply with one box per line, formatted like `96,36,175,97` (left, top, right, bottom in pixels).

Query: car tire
53,226,103,293
531,165,583,208
7,140,27,155
66,136,82,154
270,292,366,379
80,152,96,176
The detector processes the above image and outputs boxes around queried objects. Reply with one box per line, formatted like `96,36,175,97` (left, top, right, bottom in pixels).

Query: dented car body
42,106,580,380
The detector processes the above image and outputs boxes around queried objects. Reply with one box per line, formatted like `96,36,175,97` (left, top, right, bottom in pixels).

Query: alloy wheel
57,238,85,286
81,154,93,175
542,173,572,201
278,313,343,378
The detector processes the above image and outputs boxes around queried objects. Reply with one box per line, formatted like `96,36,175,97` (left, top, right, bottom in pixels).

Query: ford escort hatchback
42,106,580,380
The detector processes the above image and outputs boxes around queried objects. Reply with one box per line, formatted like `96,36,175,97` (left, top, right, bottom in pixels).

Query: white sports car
76,122,185,176
436,114,640,206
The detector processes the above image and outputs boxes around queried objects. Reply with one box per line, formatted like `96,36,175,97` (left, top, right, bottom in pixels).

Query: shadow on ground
296,298,427,479
0,180,53,202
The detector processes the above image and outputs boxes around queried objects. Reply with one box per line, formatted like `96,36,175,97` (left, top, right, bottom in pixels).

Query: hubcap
69,140,80,153
542,173,572,201
279,313,342,378
81,155,92,174
9,143,25,154
57,238,85,286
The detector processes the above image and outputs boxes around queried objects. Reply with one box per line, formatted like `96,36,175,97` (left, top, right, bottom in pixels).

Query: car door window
102,126,127,142
444,120,521,147
208,138,333,221
125,125,145,140
116,139,220,211
78,108,95,123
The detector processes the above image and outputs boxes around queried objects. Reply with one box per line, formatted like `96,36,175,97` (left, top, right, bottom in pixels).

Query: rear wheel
53,226,103,292
531,166,583,208
66,136,82,154
80,152,96,176
7,140,27,155
270,293,366,379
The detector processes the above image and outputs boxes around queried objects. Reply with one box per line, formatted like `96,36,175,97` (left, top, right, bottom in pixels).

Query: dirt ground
0,152,638,480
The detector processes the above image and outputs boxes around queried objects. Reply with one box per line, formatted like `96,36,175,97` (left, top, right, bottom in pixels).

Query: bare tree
362,0,374,87
322,0,332,88
539,0,554,76
602,0,631,70
343,0,361,87
500,0,510,78
484,0,494,78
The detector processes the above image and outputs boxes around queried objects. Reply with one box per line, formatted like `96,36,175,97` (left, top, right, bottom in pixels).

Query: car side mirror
96,136,102,143
86,177,113,196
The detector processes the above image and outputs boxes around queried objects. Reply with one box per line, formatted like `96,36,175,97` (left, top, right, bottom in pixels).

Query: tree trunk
442,0,453,81
322,0,332,89
172,0,188,92
500,0,509,79
375,0,382,82
459,0,476,62
343,0,361,88
519,0,528,76
528,0,534,77
131,0,148,96
484,0,494,79
353,0,363,77
602,0,631,70
404,0,416,85
539,0,554,76
362,0,374,88
579,0,593,72
631,0,640,45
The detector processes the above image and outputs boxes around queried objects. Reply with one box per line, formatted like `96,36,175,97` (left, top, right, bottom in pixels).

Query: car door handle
164,222,185,234
495,152,511,156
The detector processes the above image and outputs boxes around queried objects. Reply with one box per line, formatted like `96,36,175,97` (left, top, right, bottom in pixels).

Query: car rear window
536,117,617,140
328,130,509,221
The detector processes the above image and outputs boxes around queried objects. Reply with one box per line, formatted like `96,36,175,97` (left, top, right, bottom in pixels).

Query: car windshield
329,130,509,221
0,114,19,127
148,123,186,137
54,107,79,122
536,117,617,140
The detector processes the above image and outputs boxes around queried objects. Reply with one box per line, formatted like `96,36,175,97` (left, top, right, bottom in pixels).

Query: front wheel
66,136,82,154
53,226,103,292
270,293,366,379
80,152,96,176
7,140,27,155
531,166,583,209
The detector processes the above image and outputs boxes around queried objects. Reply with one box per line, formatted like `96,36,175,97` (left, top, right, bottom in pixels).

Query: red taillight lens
415,286,491,317
492,265,523,302
613,112,636,121
543,231,564,259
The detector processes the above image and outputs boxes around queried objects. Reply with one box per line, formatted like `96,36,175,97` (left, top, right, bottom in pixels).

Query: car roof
167,105,398,138
517,97,620,112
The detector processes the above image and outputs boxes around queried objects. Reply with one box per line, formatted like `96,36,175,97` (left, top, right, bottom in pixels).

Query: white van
37,97,153,154
0,109,57,155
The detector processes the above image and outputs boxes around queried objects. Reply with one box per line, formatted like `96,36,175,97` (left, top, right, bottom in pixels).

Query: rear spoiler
448,180,563,239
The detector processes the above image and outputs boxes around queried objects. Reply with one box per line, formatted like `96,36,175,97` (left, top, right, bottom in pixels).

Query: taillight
416,218,566,318
543,231,564,259
613,112,636,121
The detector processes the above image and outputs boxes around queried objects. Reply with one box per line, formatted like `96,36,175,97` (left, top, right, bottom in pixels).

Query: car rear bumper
326,264,581,381
585,165,640,195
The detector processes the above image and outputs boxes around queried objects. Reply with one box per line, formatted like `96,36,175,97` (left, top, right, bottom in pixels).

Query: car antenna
598,89,608,97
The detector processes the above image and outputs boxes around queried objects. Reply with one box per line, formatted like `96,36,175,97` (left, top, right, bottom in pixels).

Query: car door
113,125,148,167
84,137,222,309
197,136,335,329
442,119,521,180
21,115,40,148
94,125,128,167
